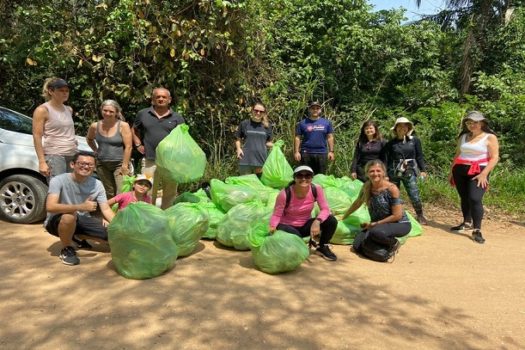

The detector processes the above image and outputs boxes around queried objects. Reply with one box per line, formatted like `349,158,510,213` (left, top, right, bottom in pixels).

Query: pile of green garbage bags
108,137,423,278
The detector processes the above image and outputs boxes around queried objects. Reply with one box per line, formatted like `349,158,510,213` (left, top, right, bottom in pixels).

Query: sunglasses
75,162,95,168
295,173,313,179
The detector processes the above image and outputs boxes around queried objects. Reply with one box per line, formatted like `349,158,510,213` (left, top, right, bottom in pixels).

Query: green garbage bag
108,202,178,279
156,124,207,184
193,188,211,202
216,202,270,250
323,187,352,216
210,179,259,212
260,140,293,189
197,201,225,240
331,220,360,245
265,189,280,211
225,174,274,204
396,212,423,244
334,176,363,201
120,175,136,193
173,191,202,205
312,174,339,188
249,230,309,274
165,202,209,257
342,203,371,228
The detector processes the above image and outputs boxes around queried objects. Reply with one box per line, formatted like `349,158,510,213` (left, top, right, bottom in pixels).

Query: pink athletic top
112,191,152,210
42,102,77,156
270,184,330,227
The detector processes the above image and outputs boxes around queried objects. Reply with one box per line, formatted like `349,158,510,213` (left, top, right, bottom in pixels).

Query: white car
0,106,91,223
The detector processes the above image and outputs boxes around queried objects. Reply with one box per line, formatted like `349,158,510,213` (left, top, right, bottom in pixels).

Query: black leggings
301,152,328,175
277,215,337,246
368,222,411,247
452,164,487,230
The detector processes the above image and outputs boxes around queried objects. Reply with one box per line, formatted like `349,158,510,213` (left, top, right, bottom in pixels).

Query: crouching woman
342,160,411,256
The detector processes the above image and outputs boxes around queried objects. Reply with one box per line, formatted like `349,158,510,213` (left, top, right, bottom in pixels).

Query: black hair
72,151,96,163
358,120,383,145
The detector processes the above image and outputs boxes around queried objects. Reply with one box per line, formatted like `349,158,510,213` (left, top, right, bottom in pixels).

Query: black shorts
45,214,108,241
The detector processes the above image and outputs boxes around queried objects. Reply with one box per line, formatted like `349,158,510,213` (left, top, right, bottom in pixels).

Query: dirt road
1,212,524,349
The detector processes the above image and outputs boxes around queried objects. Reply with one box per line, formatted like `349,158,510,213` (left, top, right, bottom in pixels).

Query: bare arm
473,134,499,188
86,123,98,153
342,191,365,220
32,105,49,176
294,135,302,161
99,202,115,222
327,133,335,161
235,139,243,159
120,123,133,173
131,126,144,155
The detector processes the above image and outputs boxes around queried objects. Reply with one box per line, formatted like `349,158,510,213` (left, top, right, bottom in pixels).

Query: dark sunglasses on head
295,172,313,179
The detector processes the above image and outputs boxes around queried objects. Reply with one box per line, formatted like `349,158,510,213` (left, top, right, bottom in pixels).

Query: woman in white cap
269,165,338,261
86,99,132,198
449,111,499,244
235,101,273,176
383,117,428,225
32,77,78,180
107,174,153,211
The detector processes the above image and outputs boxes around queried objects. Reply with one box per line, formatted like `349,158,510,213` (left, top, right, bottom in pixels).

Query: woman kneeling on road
269,165,338,261
343,160,411,257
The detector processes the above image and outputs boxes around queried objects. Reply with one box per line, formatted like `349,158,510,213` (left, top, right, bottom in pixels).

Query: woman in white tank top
449,111,499,244
32,78,78,180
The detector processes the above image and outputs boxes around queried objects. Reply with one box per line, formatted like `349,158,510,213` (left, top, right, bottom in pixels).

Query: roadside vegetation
0,0,523,218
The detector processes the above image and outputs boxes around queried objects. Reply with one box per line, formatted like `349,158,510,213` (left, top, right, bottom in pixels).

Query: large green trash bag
323,187,352,216
396,212,423,244
108,202,178,279
165,202,209,257
156,124,207,184
225,174,274,204
248,230,309,274
173,191,202,205
330,220,360,245
210,178,258,212
216,202,270,250
260,140,293,189
193,188,211,202
312,174,339,188
197,201,225,240
334,176,363,200
265,189,280,211
342,204,371,228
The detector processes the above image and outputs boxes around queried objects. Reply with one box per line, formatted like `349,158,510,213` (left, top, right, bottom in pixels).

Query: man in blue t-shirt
294,101,335,174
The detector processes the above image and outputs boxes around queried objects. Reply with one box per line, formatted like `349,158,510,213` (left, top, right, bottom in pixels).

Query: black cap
309,100,322,108
48,79,70,89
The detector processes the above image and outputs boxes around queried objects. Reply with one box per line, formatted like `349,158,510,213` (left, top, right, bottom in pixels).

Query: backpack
353,230,396,263
284,183,318,209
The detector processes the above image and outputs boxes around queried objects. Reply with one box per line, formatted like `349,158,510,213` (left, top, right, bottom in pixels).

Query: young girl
107,175,153,210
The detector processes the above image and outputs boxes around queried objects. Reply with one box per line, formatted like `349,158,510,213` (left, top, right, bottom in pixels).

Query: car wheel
0,174,48,224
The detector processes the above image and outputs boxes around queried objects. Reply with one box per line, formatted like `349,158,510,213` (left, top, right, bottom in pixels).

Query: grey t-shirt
44,173,107,225
236,119,272,167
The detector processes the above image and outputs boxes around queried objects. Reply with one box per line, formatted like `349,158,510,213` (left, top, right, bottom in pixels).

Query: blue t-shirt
295,117,333,154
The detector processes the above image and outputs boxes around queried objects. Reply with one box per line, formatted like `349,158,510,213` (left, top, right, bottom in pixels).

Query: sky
368,0,447,21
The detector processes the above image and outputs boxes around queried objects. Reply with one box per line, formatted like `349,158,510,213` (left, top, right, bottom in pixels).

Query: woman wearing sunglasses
269,165,338,261
235,102,273,176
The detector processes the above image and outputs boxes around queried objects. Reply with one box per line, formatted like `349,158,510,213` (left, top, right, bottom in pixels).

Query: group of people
32,77,499,266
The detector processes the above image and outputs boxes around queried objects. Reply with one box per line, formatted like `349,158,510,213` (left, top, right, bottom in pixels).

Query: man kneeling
45,151,115,265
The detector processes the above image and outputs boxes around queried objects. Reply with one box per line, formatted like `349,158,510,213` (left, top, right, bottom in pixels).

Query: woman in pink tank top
449,111,499,244
32,78,78,180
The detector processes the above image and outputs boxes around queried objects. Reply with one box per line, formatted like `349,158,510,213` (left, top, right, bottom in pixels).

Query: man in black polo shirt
132,87,185,209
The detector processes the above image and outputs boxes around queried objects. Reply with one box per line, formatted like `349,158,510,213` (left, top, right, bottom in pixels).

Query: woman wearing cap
107,175,152,211
86,99,132,198
235,102,273,176
383,117,428,225
269,165,338,261
343,160,411,258
32,77,78,179
449,111,499,244
351,120,386,182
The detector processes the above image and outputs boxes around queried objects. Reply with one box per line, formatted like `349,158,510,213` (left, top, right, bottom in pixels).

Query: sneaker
316,245,337,261
472,230,486,244
450,222,472,234
416,214,428,225
73,236,92,249
59,246,80,265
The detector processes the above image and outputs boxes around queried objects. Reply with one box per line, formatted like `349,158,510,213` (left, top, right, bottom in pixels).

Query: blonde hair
100,99,124,120
41,77,62,101
359,160,388,206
